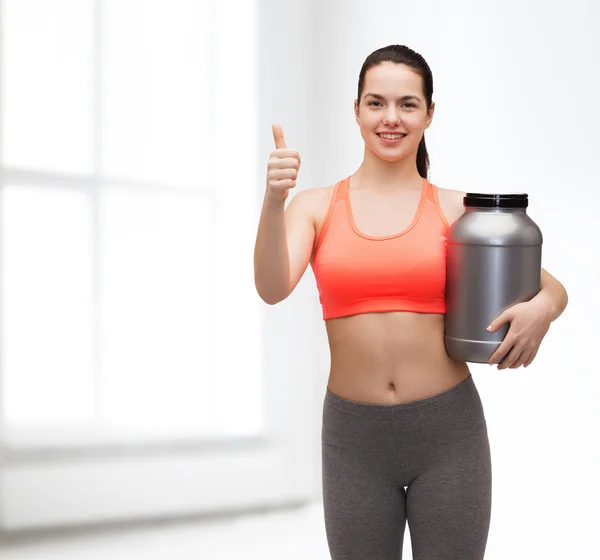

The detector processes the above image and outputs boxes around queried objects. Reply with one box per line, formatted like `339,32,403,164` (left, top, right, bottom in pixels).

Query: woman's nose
384,109,400,123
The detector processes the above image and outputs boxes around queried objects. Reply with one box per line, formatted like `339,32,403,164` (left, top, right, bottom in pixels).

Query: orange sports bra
310,175,451,320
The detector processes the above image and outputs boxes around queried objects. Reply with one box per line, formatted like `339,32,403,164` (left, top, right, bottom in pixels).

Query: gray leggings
321,374,492,560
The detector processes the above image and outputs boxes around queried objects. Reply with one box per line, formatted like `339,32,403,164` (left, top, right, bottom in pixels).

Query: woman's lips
377,133,406,145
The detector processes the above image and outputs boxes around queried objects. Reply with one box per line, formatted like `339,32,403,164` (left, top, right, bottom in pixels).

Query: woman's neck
353,147,423,191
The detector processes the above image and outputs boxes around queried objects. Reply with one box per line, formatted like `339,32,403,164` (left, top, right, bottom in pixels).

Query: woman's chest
311,184,464,261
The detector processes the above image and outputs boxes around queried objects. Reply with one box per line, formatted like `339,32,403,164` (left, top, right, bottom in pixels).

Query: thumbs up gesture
266,124,302,203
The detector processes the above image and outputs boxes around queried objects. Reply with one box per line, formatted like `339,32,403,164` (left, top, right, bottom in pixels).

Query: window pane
0,186,96,426
101,0,211,188
1,0,94,173
99,188,219,436
211,0,262,436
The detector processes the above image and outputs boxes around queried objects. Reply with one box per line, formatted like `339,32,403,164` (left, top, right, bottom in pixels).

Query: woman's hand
266,124,301,203
486,300,552,369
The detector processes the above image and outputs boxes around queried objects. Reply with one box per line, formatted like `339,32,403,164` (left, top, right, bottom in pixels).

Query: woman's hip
321,373,490,483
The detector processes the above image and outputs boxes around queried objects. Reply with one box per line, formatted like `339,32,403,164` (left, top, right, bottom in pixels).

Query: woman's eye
367,101,415,108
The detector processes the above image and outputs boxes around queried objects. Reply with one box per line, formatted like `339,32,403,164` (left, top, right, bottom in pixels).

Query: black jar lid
464,193,528,208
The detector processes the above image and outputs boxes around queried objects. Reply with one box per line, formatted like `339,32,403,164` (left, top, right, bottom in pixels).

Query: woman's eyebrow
365,93,421,102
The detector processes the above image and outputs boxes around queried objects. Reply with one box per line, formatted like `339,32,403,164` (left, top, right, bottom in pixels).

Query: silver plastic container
444,192,543,363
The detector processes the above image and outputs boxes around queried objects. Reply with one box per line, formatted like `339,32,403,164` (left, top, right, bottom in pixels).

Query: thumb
272,124,287,149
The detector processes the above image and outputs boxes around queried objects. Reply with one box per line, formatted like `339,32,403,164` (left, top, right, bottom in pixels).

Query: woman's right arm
254,125,315,304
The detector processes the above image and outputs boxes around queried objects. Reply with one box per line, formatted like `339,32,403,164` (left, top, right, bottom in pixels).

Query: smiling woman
254,43,568,560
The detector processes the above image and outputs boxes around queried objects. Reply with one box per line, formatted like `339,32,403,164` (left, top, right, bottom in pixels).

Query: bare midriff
324,311,470,405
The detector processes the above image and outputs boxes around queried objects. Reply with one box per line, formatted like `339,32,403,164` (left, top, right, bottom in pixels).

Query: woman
254,44,568,560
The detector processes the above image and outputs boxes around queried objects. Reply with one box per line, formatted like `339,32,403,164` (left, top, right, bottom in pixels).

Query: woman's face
354,62,434,162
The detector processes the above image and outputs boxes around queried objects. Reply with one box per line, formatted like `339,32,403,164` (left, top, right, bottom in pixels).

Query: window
0,0,262,450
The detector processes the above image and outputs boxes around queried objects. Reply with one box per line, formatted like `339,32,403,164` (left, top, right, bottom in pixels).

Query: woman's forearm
531,268,568,322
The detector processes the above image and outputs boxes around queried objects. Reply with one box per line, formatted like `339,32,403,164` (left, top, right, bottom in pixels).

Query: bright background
0,0,597,558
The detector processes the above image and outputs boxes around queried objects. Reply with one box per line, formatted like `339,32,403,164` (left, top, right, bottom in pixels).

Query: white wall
0,0,323,534
260,0,600,559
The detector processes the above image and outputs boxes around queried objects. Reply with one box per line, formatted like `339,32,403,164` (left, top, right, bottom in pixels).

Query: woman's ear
425,101,435,129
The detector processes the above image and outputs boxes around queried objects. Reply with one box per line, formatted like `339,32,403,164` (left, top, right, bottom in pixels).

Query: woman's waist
328,342,462,375
325,311,463,372
326,341,470,405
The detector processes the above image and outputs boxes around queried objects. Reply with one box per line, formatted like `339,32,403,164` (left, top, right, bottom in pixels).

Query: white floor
0,500,351,559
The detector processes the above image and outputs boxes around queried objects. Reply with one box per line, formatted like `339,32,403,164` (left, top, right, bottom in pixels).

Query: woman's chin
369,145,406,161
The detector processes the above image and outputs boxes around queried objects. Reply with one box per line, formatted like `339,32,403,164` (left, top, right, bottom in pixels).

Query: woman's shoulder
290,183,336,208
292,183,337,220
286,183,336,232
434,185,467,226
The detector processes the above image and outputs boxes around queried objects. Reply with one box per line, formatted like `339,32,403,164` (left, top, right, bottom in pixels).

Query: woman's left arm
531,268,569,322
